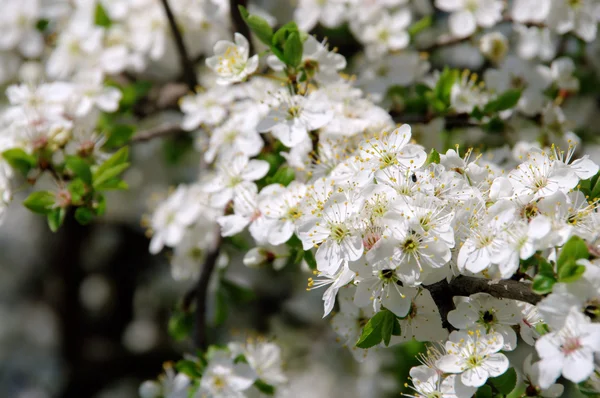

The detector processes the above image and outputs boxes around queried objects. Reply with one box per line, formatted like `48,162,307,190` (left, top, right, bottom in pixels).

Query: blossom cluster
140,339,287,398
1,0,231,84
2,0,600,397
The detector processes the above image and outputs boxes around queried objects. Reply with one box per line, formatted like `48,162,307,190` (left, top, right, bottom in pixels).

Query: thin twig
194,236,223,350
159,0,198,90
131,123,185,143
419,34,473,52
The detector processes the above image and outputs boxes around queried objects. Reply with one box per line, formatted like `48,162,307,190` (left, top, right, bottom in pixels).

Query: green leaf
556,236,589,284
68,179,87,204
483,89,521,113
162,134,193,165
169,310,194,342
356,309,397,349
238,6,273,46
94,147,129,177
558,236,589,269
74,207,94,225
532,256,556,294
254,379,275,395
303,250,317,270
214,288,228,326
94,3,111,27
65,156,92,184
392,318,401,336
425,148,441,165
94,177,129,191
175,359,203,378
103,125,136,149
93,163,129,189
283,32,303,67
93,147,129,189
23,191,55,214
221,279,256,303
578,380,600,396
47,207,66,232
408,15,432,37
434,68,458,109
381,310,397,346
93,193,107,216
356,312,385,349
271,22,299,62
489,367,517,395
558,262,587,283
475,385,493,398
36,19,50,32
267,166,296,187
2,148,36,176
532,275,556,295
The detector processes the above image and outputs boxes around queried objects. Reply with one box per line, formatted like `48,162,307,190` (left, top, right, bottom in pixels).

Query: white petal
449,10,477,38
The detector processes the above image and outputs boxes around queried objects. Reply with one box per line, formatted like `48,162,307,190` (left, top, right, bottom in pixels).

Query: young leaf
65,156,92,184
74,207,94,225
2,148,36,176
558,262,587,283
238,6,273,46
474,385,493,398
94,3,111,27
267,166,295,186
557,236,589,268
93,163,130,189
489,367,517,395
214,288,229,326
408,15,432,37
356,309,397,349
483,89,521,113
221,279,256,303
356,311,385,349
381,310,398,346
168,310,194,342
23,191,55,214
283,32,303,68
254,379,275,395
532,275,556,295
47,207,66,232
68,179,87,204
532,257,556,294
434,68,457,108
103,125,136,149
303,250,317,270
425,148,441,165
175,359,203,378
272,21,299,61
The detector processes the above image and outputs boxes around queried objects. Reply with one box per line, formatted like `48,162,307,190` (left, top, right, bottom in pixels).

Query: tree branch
425,275,541,330
194,236,223,350
159,0,198,90
447,275,542,305
392,112,479,129
131,123,186,143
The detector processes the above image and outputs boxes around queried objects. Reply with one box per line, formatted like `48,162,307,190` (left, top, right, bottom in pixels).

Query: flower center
466,354,483,368
330,223,349,243
403,237,418,253
561,337,582,355
188,247,203,260
286,206,302,220
379,269,395,280
584,299,600,320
